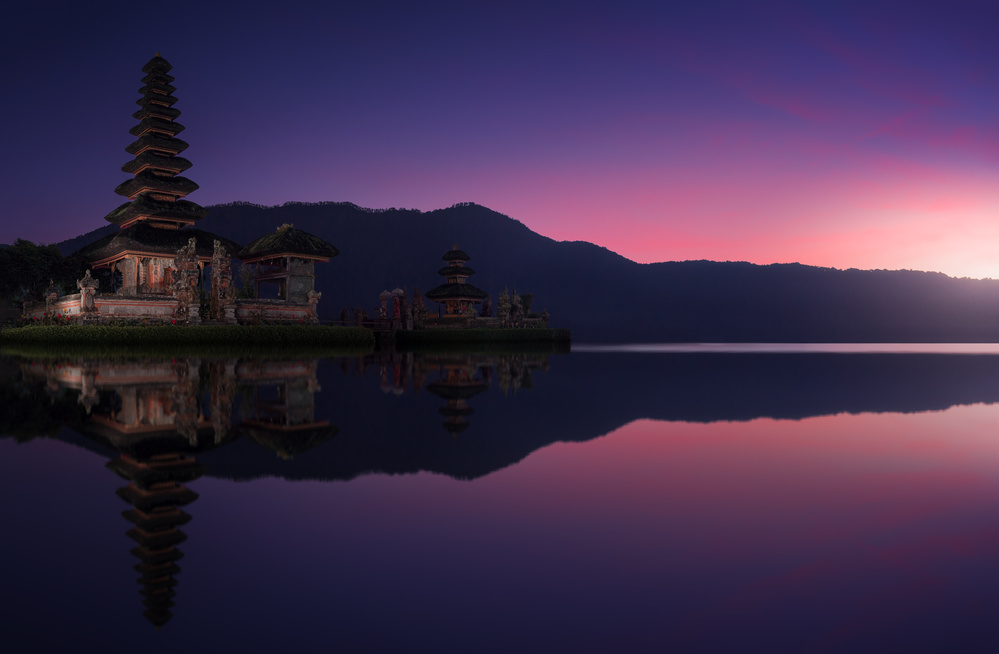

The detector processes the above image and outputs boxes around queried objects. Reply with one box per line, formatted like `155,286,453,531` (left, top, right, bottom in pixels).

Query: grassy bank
0,324,375,358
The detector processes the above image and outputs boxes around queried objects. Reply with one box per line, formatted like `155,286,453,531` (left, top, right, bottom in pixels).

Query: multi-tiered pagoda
425,245,488,316
78,54,239,298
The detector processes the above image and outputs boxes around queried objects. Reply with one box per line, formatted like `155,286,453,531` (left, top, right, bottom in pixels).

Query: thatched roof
438,265,476,277
142,54,173,74
129,116,185,137
442,245,472,262
133,104,181,121
136,91,178,108
425,283,488,301
76,222,241,262
138,81,177,95
238,225,339,261
122,151,192,175
104,195,207,226
126,132,189,156
141,70,174,85
115,172,199,198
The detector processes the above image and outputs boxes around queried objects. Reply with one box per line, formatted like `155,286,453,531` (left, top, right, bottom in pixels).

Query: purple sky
3,0,998,277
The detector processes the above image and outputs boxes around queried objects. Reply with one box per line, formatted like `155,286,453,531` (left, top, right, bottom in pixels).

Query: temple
20,56,559,335
237,224,339,323
23,55,336,325
425,245,488,317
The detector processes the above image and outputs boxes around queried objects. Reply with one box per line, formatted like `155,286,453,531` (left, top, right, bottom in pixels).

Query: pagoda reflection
426,357,487,437
370,351,550,436
19,356,333,627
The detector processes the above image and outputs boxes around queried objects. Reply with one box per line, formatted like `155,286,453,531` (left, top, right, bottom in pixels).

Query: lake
2,345,999,653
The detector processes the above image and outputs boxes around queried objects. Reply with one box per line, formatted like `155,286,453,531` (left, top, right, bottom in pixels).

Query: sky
2,0,998,278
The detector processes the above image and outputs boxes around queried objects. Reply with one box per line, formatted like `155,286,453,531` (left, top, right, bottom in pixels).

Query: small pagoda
425,245,488,316
76,54,239,303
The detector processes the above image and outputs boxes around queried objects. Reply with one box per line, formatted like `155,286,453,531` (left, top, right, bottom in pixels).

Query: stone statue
76,269,99,313
306,289,321,323
173,238,201,322
210,239,236,322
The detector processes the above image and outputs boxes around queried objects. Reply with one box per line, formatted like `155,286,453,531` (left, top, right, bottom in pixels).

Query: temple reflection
18,356,336,627
235,358,337,459
7,349,552,625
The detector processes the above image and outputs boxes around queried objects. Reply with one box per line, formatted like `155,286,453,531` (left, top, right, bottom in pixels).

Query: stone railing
23,293,184,323
235,298,316,324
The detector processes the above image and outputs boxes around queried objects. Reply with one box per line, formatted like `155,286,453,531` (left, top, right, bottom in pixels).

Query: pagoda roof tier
438,265,476,277
107,456,205,486
79,222,241,264
133,104,181,121
115,172,200,199
438,406,476,417
122,151,192,175
126,133,189,156
116,484,199,512
442,247,472,262
135,563,182,582
139,81,177,95
136,92,178,108
131,546,184,567
238,225,339,261
427,381,487,400
142,54,173,74
442,421,471,434
141,71,175,85
127,527,188,550
123,508,193,531
129,116,185,138
103,195,207,226
425,283,489,301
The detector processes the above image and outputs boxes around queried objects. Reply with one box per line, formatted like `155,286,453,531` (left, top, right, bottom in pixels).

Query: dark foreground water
3,345,999,653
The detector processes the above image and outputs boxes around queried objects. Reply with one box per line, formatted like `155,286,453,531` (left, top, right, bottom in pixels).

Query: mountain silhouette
52,201,999,342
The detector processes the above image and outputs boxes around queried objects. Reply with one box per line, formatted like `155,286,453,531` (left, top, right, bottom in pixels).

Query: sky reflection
573,342,999,354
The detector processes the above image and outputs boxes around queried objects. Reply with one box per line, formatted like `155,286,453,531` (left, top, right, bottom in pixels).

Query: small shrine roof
238,224,339,261
442,244,472,262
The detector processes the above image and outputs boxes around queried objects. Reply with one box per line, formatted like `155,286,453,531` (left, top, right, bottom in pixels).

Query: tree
0,239,87,307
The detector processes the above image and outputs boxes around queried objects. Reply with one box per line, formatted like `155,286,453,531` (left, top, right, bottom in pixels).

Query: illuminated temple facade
24,55,336,325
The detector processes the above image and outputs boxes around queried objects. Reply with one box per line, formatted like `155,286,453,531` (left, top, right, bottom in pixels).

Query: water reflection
5,350,552,628
4,348,999,650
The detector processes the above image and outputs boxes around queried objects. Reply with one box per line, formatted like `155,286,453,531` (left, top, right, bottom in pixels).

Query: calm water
3,346,999,653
